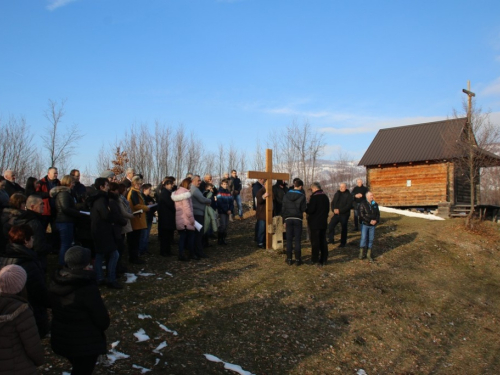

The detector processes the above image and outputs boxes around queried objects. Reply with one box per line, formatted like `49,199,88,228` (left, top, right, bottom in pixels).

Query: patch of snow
132,364,151,373
106,350,130,366
165,272,173,277
134,328,150,342
379,206,444,221
204,354,255,375
137,271,155,276
357,370,368,375
138,314,152,319
103,341,130,366
204,354,223,363
157,321,178,335
124,273,137,283
154,358,160,366
153,341,168,354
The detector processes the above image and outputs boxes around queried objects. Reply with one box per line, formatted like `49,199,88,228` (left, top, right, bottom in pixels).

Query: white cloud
322,144,343,157
47,0,78,11
319,115,447,135
482,77,500,97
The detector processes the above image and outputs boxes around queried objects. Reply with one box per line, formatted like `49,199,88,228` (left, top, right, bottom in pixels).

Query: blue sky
1,0,500,170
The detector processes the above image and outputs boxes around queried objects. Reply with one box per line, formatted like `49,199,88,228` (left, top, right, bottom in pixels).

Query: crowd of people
0,166,380,374
252,177,380,265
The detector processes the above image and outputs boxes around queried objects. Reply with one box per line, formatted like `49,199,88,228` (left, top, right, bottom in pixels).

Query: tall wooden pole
462,80,476,223
265,149,273,249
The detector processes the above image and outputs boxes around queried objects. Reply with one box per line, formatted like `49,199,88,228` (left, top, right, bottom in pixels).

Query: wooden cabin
358,118,500,211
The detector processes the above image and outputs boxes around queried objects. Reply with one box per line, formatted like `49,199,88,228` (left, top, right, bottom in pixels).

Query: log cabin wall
366,162,449,206
454,166,479,205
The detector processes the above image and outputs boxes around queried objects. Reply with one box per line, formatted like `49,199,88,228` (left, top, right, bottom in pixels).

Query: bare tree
253,139,265,172
0,115,38,183
324,150,365,197
451,97,500,228
42,99,83,168
286,120,325,188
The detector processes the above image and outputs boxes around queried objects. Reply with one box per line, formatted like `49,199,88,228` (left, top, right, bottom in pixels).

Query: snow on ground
134,328,150,342
132,364,151,373
153,341,168,354
204,354,255,375
379,206,444,221
124,273,137,283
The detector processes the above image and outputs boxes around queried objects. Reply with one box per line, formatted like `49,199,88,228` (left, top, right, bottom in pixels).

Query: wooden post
247,149,290,249
269,216,284,250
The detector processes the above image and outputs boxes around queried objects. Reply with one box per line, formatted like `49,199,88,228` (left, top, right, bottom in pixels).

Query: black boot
222,232,228,245
286,258,293,266
217,232,223,245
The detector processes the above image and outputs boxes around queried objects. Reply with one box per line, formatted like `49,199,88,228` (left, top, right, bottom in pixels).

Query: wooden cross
247,149,290,249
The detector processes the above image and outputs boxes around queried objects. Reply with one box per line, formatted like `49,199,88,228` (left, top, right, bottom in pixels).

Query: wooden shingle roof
359,118,468,166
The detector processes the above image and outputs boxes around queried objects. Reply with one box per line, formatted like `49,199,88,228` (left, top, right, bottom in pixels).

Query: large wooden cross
247,149,290,249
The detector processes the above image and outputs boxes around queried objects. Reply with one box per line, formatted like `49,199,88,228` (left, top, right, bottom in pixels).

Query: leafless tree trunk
253,139,265,172
286,120,325,188
0,115,38,184
451,98,500,228
42,99,83,168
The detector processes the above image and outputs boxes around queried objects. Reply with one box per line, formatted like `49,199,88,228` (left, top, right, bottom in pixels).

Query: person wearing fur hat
49,246,110,375
51,175,85,265
0,224,50,338
0,264,44,374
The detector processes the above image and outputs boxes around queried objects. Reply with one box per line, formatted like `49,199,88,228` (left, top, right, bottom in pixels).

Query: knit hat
65,246,91,270
0,265,27,294
100,170,115,179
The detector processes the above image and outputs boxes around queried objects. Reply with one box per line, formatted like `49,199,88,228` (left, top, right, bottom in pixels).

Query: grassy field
41,211,500,374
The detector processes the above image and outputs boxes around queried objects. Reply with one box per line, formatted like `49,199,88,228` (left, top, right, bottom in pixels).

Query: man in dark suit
306,182,330,265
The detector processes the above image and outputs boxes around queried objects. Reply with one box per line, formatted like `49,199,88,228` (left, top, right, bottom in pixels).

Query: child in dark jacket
49,246,110,375
0,224,50,338
216,179,234,245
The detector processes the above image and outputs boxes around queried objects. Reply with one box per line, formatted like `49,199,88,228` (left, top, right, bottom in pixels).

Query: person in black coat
24,177,39,198
49,246,110,375
281,179,307,265
272,180,287,217
252,179,265,242
0,224,50,338
158,178,176,257
13,195,51,273
70,169,88,204
229,170,243,219
327,183,353,247
87,178,121,289
351,179,368,231
306,182,330,265
3,170,25,197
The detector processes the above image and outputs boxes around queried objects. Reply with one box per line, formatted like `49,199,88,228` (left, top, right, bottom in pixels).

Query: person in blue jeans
229,170,243,219
51,175,84,265
359,192,380,262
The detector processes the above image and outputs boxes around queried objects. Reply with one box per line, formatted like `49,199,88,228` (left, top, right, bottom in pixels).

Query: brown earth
41,211,500,374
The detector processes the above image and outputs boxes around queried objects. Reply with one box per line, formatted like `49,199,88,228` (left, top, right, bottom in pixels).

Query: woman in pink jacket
171,178,195,261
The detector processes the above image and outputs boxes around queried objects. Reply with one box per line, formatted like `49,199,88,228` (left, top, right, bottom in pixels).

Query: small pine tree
111,147,129,180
